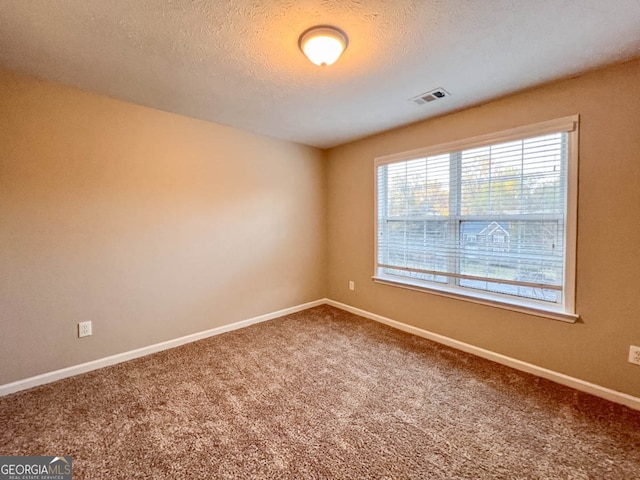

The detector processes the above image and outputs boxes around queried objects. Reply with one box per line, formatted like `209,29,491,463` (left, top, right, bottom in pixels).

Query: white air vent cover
410,88,451,105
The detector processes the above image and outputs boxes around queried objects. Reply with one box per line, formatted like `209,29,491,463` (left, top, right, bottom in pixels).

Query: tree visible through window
375,117,578,316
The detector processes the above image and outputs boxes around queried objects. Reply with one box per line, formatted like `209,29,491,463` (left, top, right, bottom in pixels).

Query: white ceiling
1,1,639,148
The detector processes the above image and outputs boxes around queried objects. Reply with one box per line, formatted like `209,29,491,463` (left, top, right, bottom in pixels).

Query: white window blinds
375,117,578,316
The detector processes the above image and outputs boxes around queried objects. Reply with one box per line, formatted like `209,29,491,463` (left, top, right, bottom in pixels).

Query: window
374,116,578,321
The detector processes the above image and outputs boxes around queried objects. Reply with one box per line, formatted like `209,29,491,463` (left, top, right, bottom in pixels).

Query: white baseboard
0,299,325,397
4,297,639,411
325,299,640,411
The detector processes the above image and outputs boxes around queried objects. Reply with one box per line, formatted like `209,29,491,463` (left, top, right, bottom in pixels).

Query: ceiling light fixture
299,26,348,66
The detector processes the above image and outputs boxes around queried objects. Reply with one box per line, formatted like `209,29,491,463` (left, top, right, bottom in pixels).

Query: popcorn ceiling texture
1,306,639,478
1,1,639,147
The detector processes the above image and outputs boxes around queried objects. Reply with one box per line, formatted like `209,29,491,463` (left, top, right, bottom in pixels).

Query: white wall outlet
348,280,355,291
629,345,640,366
78,321,92,338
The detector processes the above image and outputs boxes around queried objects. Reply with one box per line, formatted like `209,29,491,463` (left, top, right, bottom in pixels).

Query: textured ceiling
1,1,640,148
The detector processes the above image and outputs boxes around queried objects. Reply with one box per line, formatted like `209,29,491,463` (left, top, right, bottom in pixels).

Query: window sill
372,275,578,323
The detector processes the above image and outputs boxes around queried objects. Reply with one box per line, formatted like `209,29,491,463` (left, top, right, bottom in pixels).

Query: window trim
373,115,579,322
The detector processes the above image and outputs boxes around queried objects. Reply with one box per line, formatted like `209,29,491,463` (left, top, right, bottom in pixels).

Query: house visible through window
374,116,579,320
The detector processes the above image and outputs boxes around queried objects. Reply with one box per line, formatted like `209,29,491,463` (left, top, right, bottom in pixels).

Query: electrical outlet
348,280,355,291
629,345,640,366
78,321,92,338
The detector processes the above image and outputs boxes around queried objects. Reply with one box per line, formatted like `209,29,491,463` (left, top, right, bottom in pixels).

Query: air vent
410,88,450,105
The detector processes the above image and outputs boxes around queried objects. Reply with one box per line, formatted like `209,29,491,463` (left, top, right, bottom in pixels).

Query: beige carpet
1,305,639,479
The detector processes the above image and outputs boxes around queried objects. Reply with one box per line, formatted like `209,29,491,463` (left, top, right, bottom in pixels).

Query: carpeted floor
1,305,639,479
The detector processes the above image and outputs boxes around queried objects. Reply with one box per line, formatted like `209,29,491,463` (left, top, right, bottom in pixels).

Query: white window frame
373,115,579,323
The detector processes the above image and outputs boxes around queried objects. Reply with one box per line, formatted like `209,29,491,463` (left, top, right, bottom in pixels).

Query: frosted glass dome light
299,26,348,66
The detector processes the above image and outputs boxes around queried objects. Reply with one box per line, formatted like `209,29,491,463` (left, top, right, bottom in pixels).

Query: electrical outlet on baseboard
629,345,640,366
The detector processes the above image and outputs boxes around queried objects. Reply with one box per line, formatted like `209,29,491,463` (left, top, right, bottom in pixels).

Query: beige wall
327,59,640,397
3,59,640,399
0,70,327,385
